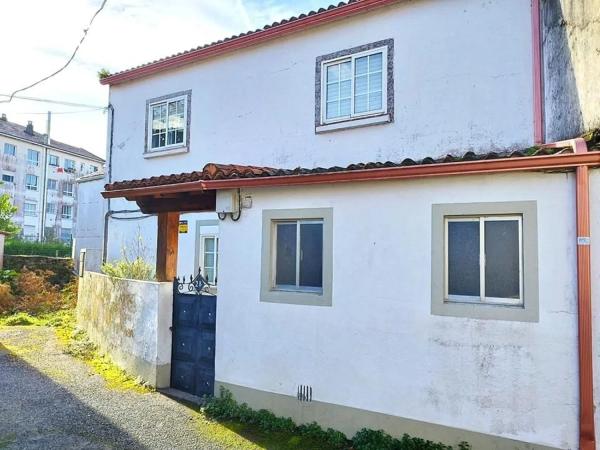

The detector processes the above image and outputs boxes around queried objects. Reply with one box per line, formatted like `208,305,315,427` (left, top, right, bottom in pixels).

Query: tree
0,193,19,234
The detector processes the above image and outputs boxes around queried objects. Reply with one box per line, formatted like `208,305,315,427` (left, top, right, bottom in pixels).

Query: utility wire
11,107,106,115
0,93,104,109
0,0,108,104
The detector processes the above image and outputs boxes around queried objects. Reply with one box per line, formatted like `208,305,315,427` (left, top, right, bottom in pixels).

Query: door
170,280,216,397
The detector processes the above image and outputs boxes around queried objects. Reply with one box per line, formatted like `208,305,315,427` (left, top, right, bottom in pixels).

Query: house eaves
100,0,401,86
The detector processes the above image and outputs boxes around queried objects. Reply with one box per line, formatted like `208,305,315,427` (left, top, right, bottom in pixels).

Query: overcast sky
0,0,326,159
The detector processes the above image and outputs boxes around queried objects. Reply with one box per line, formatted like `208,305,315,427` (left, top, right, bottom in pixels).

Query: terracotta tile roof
105,131,600,192
100,0,396,85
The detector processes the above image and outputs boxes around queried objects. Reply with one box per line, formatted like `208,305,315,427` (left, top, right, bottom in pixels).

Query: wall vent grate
297,385,312,402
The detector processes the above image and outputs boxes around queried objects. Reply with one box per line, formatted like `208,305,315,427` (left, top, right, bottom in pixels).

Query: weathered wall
77,271,173,387
74,175,106,273
543,0,600,141
214,170,597,449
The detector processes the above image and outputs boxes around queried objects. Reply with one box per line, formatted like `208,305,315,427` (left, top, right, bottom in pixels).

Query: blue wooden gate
170,275,216,398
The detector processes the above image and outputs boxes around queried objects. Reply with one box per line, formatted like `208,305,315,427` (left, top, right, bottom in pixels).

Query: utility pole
39,111,51,242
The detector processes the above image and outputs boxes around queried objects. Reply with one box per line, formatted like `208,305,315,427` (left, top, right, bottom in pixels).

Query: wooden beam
136,190,216,214
156,212,180,282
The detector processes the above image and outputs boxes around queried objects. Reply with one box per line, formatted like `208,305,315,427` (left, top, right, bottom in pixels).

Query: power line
0,0,108,104
0,93,104,109
11,108,106,115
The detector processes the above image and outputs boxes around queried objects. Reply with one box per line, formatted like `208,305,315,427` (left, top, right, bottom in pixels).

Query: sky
0,0,327,159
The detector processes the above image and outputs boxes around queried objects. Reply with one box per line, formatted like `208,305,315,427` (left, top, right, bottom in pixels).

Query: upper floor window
27,149,39,166
46,203,57,214
64,159,76,172
23,202,37,217
48,154,59,166
61,205,72,219
47,179,57,190
63,182,74,197
315,39,393,133
145,90,191,155
3,143,16,156
25,174,38,191
92,165,98,172
2,174,14,183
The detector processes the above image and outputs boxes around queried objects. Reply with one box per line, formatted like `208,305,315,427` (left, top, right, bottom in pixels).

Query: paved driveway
0,326,246,450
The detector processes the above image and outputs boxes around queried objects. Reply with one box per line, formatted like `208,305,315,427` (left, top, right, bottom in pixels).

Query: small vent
297,385,312,402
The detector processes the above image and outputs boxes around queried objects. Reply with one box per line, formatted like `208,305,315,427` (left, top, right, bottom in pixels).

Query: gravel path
0,326,239,450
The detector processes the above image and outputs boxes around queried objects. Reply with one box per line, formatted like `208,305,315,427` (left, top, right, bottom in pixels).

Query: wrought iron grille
175,269,211,295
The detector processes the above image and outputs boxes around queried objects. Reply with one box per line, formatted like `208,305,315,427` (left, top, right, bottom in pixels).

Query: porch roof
102,131,600,213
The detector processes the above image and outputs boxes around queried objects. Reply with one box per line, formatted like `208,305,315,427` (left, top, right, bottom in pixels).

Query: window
3,143,16,156
445,216,522,306
431,202,539,322
27,149,39,166
46,203,56,214
23,202,37,217
47,179,57,190
145,90,191,154
63,182,73,196
60,228,72,242
48,155,59,166
64,159,76,172
92,165,98,172
2,174,14,183
202,236,219,285
61,205,72,219
23,225,37,239
261,208,333,306
316,39,393,132
25,174,38,191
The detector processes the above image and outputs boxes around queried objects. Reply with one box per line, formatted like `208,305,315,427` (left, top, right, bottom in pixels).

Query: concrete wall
75,175,106,273
77,271,173,387
543,0,600,141
214,170,598,449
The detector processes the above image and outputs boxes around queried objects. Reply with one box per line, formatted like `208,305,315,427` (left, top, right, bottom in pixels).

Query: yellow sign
179,220,188,233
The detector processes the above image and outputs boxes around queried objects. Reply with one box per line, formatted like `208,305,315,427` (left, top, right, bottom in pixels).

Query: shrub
0,283,15,314
1,312,39,326
4,239,71,257
102,231,155,281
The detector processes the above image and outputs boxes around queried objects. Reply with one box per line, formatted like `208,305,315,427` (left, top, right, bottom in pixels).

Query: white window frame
320,45,388,125
47,179,57,190
27,149,39,166
61,205,72,219
63,182,74,197
48,155,59,166
2,174,14,183
4,143,16,156
23,202,37,217
271,219,324,294
25,174,38,191
64,159,76,172
147,94,188,152
444,215,523,306
201,235,219,285
46,203,57,214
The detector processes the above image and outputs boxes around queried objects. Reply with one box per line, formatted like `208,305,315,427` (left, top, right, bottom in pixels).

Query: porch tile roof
104,130,600,192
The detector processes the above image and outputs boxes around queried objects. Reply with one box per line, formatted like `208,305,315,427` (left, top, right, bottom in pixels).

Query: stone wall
76,271,173,388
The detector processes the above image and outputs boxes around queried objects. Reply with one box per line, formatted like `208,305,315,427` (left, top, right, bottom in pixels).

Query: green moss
0,433,16,449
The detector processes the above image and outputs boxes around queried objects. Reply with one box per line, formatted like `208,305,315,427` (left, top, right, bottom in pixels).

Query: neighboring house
0,115,105,242
95,0,600,449
74,172,106,272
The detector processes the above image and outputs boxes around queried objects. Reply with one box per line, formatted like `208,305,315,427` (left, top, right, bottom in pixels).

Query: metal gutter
531,0,545,144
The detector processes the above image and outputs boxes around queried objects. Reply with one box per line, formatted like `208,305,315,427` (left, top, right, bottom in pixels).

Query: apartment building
0,114,104,242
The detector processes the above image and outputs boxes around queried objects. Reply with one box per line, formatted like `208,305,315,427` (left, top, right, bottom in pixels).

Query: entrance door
170,278,216,397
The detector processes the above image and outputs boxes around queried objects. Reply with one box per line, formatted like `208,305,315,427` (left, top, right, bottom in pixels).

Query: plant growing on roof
97,68,111,80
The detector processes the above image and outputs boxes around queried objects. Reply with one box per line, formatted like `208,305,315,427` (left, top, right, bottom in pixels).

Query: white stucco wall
107,0,534,186
214,170,596,449
75,176,106,272
77,271,173,387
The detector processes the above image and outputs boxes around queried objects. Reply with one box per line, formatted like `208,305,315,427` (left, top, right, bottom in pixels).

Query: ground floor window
261,208,333,306
431,201,538,322
202,236,218,285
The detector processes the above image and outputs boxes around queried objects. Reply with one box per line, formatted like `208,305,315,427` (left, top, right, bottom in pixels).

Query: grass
0,310,151,393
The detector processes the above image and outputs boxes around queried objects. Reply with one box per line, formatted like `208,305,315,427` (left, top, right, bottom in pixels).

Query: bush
1,312,39,326
205,388,471,450
101,258,154,281
4,239,71,257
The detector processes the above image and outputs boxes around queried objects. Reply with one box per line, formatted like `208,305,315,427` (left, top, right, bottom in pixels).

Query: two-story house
0,115,105,242
97,0,600,448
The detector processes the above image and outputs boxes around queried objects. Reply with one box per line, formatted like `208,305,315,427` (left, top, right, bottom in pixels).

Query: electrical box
216,189,239,214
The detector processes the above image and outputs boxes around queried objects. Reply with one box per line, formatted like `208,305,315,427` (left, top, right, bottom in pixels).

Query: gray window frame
261,208,333,307
144,90,192,156
315,39,394,134
431,201,539,322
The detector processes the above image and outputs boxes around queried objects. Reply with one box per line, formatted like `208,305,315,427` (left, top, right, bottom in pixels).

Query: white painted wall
74,175,106,272
107,0,534,187
215,171,590,449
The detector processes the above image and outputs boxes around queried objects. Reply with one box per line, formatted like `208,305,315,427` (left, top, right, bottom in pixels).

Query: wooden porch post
156,212,180,282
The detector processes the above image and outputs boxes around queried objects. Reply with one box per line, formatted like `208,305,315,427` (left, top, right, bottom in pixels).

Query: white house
93,0,600,448
0,115,105,242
